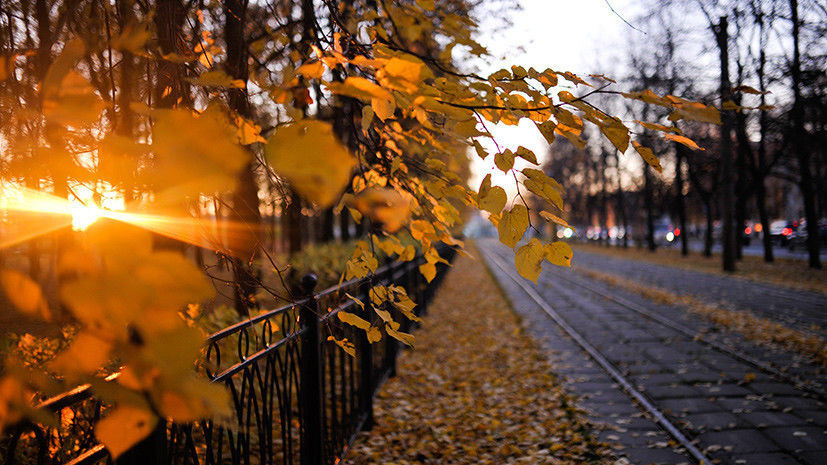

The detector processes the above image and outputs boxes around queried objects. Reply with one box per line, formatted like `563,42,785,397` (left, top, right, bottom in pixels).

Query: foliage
0,0,720,457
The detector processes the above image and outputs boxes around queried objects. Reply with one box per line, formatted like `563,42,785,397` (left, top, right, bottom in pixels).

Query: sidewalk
571,247,827,337
345,243,614,465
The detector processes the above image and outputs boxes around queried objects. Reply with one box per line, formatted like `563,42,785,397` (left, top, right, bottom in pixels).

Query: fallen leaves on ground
578,267,827,365
346,242,614,465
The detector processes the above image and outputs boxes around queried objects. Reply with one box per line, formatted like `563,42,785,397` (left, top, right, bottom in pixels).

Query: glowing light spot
71,204,102,231
666,232,675,242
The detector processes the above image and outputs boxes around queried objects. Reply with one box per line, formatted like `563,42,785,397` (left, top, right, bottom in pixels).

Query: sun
71,203,103,231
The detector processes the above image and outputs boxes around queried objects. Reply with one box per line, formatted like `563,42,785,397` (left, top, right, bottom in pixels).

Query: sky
466,0,644,197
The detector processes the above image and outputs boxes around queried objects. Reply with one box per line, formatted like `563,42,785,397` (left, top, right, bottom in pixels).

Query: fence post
382,264,399,378
358,278,375,431
299,273,324,465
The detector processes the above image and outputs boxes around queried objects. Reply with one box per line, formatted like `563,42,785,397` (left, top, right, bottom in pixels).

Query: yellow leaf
545,241,573,267
235,117,266,145
515,146,538,164
112,21,151,53
95,405,157,459
498,204,529,248
536,120,556,145
385,326,414,346
473,140,488,159
361,104,374,132
42,70,104,127
664,133,702,150
670,101,721,125
539,211,572,229
522,168,564,211
0,270,50,319
367,326,382,343
49,332,111,376
410,220,436,241
371,97,395,121
732,85,768,95
297,61,324,79
338,311,371,330
635,120,682,134
632,141,662,173
0,55,9,81
265,120,356,207
598,118,630,153
479,185,507,215
419,262,437,282
327,336,356,357
494,149,515,172
349,188,411,233
515,238,545,282
383,57,426,82
191,70,245,88
151,108,250,196
327,77,392,102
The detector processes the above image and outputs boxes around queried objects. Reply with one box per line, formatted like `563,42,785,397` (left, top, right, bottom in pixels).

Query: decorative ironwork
0,245,457,465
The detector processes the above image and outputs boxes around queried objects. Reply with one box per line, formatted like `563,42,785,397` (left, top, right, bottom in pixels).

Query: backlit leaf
632,141,662,173
95,405,157,459
498,204,529,248
515,238,545,282
0,270,50,319
545,241,573,267
664,133,702,150
338,311,371,330
265,120,356,207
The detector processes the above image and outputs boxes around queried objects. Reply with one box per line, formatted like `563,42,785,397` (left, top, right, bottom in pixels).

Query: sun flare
70,203,103,231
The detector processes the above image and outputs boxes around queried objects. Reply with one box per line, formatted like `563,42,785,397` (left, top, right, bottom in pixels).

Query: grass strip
346,242,614,465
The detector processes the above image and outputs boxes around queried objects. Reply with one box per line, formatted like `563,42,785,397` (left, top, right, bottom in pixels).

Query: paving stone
763,426,827,451
796,449,827,465
659,397,723,415
640,384,701,400
696,429,780,453
681,412,745,432
725,452,802,465
619,447,693,465
748,382,806,397
742,411,809,428
694,383,753,398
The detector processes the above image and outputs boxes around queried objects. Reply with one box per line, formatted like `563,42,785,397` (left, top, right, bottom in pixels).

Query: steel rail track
483,249,712,465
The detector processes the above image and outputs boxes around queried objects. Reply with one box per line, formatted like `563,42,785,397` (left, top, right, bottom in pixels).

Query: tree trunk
756,43,774,262
715,16,737,272
675,144,689,256
644,164,656,251
790,0,821,268
224,0,261,315
704,197,714,257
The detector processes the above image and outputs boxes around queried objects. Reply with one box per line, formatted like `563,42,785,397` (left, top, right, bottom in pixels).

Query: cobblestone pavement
570,248,827,337
478,239,827,465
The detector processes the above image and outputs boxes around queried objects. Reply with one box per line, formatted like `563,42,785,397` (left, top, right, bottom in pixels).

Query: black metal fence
0,245,457,465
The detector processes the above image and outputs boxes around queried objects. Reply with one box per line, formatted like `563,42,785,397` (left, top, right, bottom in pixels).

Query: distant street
680,239,827,261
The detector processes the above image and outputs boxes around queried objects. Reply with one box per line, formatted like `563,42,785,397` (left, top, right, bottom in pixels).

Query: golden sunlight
70,203,102,231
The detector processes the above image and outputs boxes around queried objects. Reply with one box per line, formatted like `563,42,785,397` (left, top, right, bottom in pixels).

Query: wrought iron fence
0,244,457,465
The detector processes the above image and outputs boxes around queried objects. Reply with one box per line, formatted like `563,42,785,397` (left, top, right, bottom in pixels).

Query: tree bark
224,0,262,314
715,16,737,272
790,0,821,268
675,143,689,256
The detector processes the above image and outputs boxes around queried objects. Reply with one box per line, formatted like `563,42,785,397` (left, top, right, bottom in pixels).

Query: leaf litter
345,244,615,464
